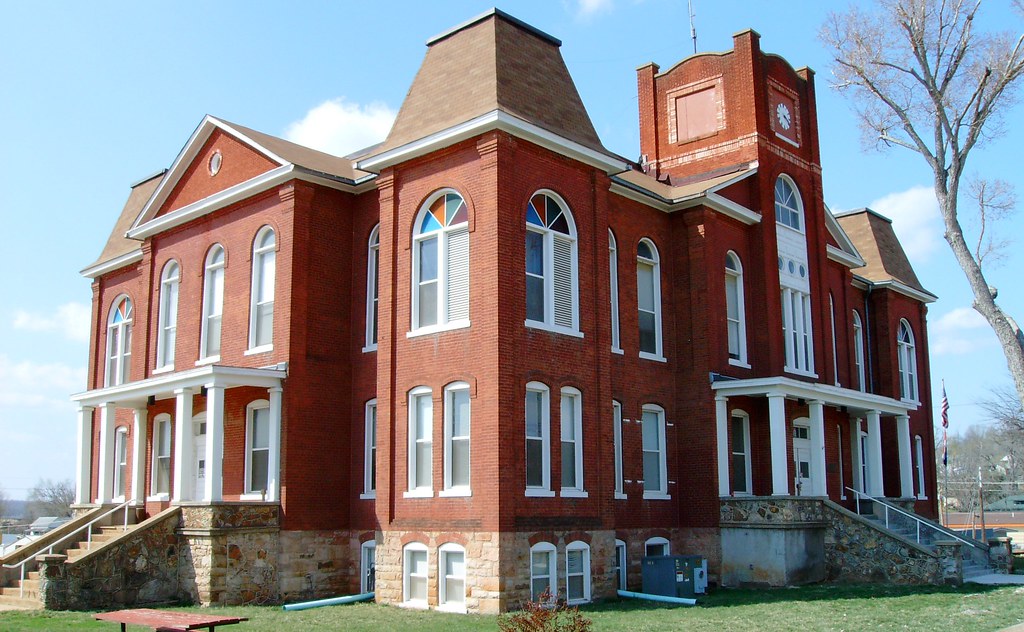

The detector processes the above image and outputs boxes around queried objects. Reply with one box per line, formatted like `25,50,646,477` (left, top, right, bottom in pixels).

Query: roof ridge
426,8,561,47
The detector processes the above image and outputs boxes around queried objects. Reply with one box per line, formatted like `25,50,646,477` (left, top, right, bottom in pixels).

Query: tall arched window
526,191,579,334
413,191,469,331
776,175,812,374
156,261,179,370
201,245,225,360
365,224,380,350
725,252,746,364
898,319,918,401
249,227,276,349
609,229,621,353
774,175,803,231
637,239,663,360
852,310,866,391
106,296,133,386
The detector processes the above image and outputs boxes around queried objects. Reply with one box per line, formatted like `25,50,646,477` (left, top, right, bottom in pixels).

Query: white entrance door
193,415,207,500
793,422,812,496
858,430,870,495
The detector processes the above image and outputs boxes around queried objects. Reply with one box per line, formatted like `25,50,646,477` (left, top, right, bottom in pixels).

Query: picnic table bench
94,608,248,631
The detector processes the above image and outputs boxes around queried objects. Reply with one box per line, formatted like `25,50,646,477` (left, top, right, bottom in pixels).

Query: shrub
497,590,593,632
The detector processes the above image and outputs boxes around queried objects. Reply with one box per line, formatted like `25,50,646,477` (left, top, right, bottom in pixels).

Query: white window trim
112,427,128,502
641,404,670,500
559,387,585,497
782,288,816,376
725,251,747,365
644,536,670,557
525,382,552,496
364,224,380,353
524,190,581,336
105,296,133,387
360,540,377,594
156,260,179,370
149,413,172,500
411,190,470,333
248,226,276,351
637,238,665,362
442,382,471,496
406,387,434,497
244,399,271,498
837,424,847,500
915,434,928,500
438,543,467,612
402,542,429,608
614,539,627,591
610,229,622,353
774,174,805,233
730,410,753,496
898,319,919,403
200,245,225,361
613,401,626,499
529,542,558,603
361,399,377,499
565,541,591,605
829,294,840,386
852,310,866,392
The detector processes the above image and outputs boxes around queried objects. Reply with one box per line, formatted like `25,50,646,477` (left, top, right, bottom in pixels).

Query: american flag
941,380,949,467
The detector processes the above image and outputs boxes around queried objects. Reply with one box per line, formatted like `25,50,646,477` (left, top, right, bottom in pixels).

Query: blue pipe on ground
282,591,375,611
617,589,697,606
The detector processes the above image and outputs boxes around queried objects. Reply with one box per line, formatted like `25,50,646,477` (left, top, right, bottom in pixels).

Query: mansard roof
835,208,936,301
83,170,164,277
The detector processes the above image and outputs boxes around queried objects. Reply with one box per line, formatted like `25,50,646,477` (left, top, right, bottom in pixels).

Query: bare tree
982,384,1024,433
821,0,1024,407
0,485,7,520
27,479,75,518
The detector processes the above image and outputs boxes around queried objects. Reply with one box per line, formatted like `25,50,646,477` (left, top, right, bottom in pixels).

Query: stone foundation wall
277,530,357,603
720,498,827,587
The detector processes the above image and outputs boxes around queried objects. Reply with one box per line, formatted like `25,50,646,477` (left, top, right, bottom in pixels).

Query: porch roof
710,375,917,417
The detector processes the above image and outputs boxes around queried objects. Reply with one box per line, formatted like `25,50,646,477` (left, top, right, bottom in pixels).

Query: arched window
105,296,133,386
774,175,803,231
413,191,469,331
156,261,179,369
525,382,552,496
360,540,377,593
852,310,866,391
150,414,172,497
644,536,670,557
609,229,621,352
365,224,380,351
725,252,746,364
565,541,591,604
898,320,918,401
637,239,664,360
443,382,471,494
559,387,584,496
613,539,627,591
201,245,225,360
249,227,276,350
641,404,668,498
408,386,433,495
439,542,466,611
529,542,557,602
526,191,579,334
403,542,429,606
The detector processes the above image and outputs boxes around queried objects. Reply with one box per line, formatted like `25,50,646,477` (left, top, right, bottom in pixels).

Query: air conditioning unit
641,555,707,598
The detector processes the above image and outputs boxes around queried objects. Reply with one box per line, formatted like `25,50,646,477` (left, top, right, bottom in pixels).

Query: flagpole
941,379,949,527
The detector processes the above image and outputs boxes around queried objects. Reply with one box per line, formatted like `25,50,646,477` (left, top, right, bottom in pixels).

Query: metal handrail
845,487,985,551
1,500,132,598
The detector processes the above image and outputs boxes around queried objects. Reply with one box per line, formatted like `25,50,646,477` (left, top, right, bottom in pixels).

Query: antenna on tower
687,0,698,54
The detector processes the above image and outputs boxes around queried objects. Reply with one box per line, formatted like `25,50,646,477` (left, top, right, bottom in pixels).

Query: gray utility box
641,555,708,598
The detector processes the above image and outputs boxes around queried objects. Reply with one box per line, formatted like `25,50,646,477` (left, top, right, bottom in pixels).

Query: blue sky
1,1,1021,499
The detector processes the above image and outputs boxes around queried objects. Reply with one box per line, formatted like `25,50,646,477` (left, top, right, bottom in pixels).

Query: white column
896,414,914,499
267,387,283,502
172,388,193,502
768,392,790,496
131,408,148,504
851,418,864,495
204,384,225,502
808,400,827,497
715,395,730,496
96,403,116,503
75,405,94,505
866,410,885,497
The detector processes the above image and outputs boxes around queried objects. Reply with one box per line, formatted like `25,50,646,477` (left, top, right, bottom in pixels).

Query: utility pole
978,466,987,544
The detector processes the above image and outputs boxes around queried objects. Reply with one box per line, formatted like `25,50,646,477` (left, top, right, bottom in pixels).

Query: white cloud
572,0,613,19
12,301,90,343
869,185,943,264
930,306,993,355
283,98,396,157
0,354,85,411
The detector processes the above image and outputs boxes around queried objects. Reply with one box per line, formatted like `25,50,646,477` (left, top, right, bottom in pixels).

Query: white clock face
776,103,792,130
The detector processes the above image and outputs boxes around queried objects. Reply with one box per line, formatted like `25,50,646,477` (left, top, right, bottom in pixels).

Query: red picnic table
94,608,248,631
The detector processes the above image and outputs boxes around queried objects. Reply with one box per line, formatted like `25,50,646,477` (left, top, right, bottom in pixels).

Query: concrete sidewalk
967,573,1024,585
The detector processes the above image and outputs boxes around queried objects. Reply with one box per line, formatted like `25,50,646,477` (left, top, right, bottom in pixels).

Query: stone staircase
0,569,42,609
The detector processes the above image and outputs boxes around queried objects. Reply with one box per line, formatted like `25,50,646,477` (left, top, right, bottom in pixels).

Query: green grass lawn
2,584,1023,632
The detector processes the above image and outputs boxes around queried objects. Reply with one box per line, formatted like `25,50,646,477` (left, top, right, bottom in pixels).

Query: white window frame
155,260,179,371
361,399,377,499
364,224,380,352
644,536,670,557
442,382,471,496
529,542,557,603
730,410,752,495
852,310,866,392
105,296,133,387
725,251,748,367
559,387,585,497
641,404,669,499
113,427,128,501
411,190,470,335
149,413,172,500
915,434,927,500
525,382,553,497
244,399,271,498
637,239,665,362
248,226,276,353
609,229,622,353
565,541,591,605
614,539,627,591
402,542,429,608
837,424,847,500
524,190,581,337
782,288,814,375
199,244,225,363
613,400,625,499
360,539,377,593
774,175,804,232
829,294,839,386
898,319,919,402
406,387,433,497
438,542,467,612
